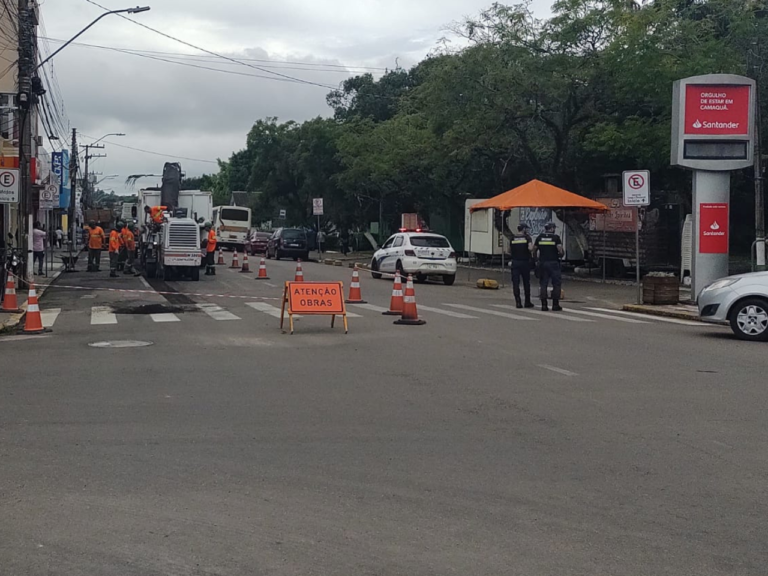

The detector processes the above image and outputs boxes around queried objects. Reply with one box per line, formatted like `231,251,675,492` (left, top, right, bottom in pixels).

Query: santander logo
693,119,702,129
710,221,720,230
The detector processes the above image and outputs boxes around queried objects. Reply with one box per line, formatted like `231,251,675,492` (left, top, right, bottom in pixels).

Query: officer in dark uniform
534,222,564,311
509,223,535,309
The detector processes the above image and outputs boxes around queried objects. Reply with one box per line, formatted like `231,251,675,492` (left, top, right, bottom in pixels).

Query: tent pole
499,210,505,288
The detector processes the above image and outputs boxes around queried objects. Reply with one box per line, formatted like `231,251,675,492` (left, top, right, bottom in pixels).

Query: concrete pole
692,170,730,297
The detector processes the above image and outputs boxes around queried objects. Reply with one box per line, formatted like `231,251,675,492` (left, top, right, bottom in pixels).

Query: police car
371,230,458,285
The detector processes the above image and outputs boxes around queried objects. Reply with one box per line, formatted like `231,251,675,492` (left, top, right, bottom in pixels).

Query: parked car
267,228,309,261
245,230,271,255
370,231,457,285
698,271,768,341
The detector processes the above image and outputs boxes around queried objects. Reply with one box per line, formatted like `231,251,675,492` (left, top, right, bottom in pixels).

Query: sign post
671,74,756,297
623,170,651,304
313,198,324,259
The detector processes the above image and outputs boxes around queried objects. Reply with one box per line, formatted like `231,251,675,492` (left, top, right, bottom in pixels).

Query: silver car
698,271,768,341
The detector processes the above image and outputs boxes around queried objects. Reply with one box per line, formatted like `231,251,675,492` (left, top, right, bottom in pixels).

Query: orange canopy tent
469,179,608,212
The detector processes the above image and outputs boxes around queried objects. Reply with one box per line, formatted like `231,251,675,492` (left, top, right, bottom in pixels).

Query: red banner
685,85,750,136
699,203,729,254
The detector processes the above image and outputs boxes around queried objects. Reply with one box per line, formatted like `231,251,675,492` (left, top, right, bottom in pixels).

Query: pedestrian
203,222,217,276
533,222,564,311
32,221,46,275
121,222,136,275
509,223,535,309
108,224,122,278
55,226,63,249
317,229,326,255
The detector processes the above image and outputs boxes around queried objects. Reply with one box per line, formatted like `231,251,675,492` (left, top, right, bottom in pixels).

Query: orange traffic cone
394,275,426,326
294,259,304,282
230,250,240,269
1,272,21,312
22,281,47,334
382,271,404,316
345,266,367,304
216,247,225,265
240,252,252,273
254,257,270,280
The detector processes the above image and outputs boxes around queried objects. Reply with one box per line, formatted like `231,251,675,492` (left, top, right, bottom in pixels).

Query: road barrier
394,275,426,326
216,248,225,265
229,250,240,269
1,272,21,312
294,260,304,282
240,252,252,273
254,258,270,280
345,266,367,304
22,282,48,334
382,271,404,316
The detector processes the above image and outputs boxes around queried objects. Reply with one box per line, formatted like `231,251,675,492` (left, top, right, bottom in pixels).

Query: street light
37,7,151,70
96,174,119,185
91,133,126,146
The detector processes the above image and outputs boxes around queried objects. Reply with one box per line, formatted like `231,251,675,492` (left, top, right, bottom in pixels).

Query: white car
698,271,768,341
371,231,458,285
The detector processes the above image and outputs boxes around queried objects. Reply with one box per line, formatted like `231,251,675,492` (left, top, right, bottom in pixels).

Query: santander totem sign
671,74,756,296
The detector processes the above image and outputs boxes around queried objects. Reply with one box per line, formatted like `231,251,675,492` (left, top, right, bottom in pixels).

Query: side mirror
131,206,137,218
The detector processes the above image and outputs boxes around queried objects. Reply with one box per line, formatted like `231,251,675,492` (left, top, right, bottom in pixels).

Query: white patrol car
371,230,458,285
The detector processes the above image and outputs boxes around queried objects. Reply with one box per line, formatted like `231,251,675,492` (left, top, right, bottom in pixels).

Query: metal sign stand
635,208,641,304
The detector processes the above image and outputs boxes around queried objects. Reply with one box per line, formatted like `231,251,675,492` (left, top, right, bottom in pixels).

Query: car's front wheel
443,274,456,286
371,259,382,279
730,298,768,341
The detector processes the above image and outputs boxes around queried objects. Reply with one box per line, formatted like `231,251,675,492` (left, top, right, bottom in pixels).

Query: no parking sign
0,169,19,203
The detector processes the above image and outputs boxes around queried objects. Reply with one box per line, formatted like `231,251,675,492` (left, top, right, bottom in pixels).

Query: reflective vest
206,228,217,253
88,226,105,250
151,206,168,224
108,230,122,253
121,227,135,251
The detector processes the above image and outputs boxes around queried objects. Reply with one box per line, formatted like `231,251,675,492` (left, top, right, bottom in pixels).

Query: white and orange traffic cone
254,257,270,280
382,271,404,316
22,281,47,334
216,247,225,265
394,275,426,326
1,272,21,313
229,250,240,269
240,252,252,273
345,266,367,304
294,259,304,282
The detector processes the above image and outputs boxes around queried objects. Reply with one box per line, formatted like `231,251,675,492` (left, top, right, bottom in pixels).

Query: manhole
89,340,154,348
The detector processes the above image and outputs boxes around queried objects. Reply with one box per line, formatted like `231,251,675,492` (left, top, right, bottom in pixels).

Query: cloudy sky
41,0,552,194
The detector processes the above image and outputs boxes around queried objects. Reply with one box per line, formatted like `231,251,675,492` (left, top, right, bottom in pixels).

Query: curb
621,304,705,322
0,265,67,334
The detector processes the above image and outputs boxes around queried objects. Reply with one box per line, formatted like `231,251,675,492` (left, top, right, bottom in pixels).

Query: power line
79,133,218,165
82,0,339,91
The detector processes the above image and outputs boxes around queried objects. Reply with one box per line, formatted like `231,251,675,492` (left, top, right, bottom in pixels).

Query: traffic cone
254,257,270,280
216,247,225,265
382,271,404,316
240,252,252,273
230,250,240,269
1,272,21,312
345,266,367,303
294,259,304,282
394,275,426,326
22,281,47,334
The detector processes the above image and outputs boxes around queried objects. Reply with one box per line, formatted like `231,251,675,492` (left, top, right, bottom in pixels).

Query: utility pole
68,128,77,263
17,0,34,281
82,144,106,209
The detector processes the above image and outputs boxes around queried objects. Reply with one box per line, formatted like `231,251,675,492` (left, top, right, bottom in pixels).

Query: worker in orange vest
151,205,168,224
121,222,136,275
203,222,217,276
86,220,105,272
108,222,124,278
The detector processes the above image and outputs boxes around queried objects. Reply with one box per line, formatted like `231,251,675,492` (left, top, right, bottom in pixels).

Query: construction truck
136,163,204,281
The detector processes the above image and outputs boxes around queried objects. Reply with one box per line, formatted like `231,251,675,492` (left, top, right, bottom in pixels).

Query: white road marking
566,309,649,324
586,307,710,326
351,303,389,313
40,308,61,328
80,295,96,299
196,303,241,321
246,302,295,319
345,311,363,318
264,282,277,288
139,277,152,289
444,303,536,320
538,364,578,377
418,305,477,319
151,313,180,323
91,306,117,325
493,305,594,322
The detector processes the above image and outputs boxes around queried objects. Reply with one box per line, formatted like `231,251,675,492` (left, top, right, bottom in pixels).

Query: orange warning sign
281,281,348,334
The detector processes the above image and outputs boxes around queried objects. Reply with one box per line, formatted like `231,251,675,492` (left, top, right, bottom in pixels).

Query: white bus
212,206,252,251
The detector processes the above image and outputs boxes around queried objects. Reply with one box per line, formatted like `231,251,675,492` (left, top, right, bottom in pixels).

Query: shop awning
469,179,609,212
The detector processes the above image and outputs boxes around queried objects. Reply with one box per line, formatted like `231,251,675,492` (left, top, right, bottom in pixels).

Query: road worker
108,223,123,278
203,222,217,276
150,205,168,224
121,222,136,275
533,222,564,311
86,220,105,272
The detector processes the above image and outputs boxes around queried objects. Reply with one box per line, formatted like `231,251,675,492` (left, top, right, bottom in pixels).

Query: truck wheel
190,266,200,282
146,263,157,278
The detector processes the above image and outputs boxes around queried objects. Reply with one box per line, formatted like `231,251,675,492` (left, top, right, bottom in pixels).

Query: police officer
533,222,564,311
509,223,535,309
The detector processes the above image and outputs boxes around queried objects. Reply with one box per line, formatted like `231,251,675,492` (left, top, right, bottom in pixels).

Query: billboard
684,85,750,136
698,203,728,254
52,150,71,209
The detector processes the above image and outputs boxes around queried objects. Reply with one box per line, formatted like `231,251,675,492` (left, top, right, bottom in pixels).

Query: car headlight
702,278,739,292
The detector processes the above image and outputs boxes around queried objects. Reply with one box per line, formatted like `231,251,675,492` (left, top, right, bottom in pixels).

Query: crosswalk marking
586,307,709,326
566,309,649,323
444,303,535,320
196,303,241,321
351,303,389,313
493,305,594,322
418,305,478,319
246,302,291,319
91,306,117,325
41,308,61,328
151,313,180,323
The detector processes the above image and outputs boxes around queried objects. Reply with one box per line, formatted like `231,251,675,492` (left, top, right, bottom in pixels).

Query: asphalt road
1,254,765,575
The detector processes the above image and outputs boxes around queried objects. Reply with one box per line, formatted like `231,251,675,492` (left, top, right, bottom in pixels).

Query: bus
212,206,252,251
